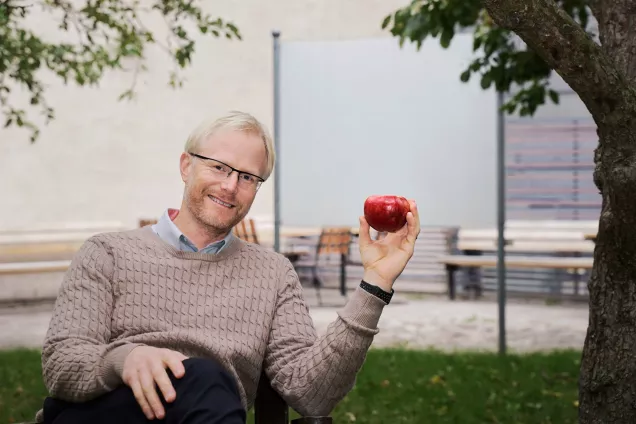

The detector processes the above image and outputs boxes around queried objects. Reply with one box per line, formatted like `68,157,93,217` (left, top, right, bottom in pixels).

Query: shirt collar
152,208,234,254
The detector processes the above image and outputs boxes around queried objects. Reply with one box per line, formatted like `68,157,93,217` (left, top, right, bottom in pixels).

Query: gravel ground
0,292,588,353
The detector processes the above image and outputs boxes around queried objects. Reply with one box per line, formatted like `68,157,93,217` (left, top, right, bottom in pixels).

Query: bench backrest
316,227,353,257
457,220,596,254
139,218,158,227
346,226,457,288
0,221,126,235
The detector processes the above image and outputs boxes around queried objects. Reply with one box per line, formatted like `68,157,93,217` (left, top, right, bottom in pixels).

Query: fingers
408,199,420,224
405,200,420,246
139,366,165,419
130,376,154,420
122,347,188,420
153,361,176,404
358,216,372,247
165,352,187,379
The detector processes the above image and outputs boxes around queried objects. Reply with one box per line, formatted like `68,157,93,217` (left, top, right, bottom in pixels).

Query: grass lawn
1,347,581,424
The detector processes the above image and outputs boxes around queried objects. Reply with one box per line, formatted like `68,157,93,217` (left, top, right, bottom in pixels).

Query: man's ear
179,152,191,182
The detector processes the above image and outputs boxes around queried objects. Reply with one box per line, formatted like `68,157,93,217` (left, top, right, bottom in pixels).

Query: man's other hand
122,346,188,419
358,199,420,292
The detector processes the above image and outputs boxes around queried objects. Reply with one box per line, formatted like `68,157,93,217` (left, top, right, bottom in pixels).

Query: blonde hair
184,111,276,180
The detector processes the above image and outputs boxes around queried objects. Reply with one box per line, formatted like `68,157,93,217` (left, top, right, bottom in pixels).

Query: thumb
358,216,372,247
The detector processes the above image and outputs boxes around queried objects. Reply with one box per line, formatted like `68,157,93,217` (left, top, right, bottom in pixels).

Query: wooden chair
138,218,158,227
293,227,353,305
233,218,259,244
17,375,332,424
255,373,333,423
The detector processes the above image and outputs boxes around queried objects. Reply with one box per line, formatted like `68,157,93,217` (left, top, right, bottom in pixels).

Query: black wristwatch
360,280,394,304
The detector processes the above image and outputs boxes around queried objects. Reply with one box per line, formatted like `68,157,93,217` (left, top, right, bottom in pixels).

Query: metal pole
496,90,507,355
272,30,281,253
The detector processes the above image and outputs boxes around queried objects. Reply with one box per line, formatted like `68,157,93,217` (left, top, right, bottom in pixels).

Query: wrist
360,280,394,304
362,272,393,292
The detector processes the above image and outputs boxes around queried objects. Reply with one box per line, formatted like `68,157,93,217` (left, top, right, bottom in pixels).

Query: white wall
0,0,408,231
278,35,498,228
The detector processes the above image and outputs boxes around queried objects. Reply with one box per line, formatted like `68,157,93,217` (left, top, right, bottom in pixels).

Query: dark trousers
42,357,246,424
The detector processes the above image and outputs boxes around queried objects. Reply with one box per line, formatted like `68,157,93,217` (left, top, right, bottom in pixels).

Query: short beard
184,184,244,236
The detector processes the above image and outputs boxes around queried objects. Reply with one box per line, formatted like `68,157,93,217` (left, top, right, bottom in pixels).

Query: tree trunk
480,0,636,422
579,124,636,423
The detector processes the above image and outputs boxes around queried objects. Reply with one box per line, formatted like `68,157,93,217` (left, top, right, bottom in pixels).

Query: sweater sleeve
263,260,387,416
41,237,143,402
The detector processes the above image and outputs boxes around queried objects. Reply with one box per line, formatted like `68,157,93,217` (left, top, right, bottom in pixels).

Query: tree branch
482,0,636,125
592,0,636,82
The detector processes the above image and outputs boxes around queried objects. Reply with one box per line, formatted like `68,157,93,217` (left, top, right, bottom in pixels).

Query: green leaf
473,36,483,51
548,89,560,104
440,29,454,49
460,70,471,83
381,14,392,29
480,73,492,89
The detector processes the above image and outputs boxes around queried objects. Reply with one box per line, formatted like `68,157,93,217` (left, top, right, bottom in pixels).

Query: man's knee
165,357,245,423
173,357,240,396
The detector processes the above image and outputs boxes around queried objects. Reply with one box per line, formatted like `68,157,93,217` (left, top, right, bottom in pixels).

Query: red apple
363,195,411,233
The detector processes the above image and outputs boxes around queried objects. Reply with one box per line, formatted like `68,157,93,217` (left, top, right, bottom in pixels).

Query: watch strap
359,280,394,304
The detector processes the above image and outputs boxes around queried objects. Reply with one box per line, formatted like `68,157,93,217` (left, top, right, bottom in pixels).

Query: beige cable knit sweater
38,226,387,420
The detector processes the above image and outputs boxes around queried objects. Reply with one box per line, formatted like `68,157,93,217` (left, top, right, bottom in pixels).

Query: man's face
179,128,267,234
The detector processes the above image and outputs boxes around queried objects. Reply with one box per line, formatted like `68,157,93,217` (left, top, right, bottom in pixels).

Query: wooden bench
0,221,126,235
344,226,458,294
438,254,593,300
0,225,126,263
453,220,597,297
457,228,596,254
457,219,597,253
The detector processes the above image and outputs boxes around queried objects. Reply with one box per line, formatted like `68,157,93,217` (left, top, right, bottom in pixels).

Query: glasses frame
188,152,265,190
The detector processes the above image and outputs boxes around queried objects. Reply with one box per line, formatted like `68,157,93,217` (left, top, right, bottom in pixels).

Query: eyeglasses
188,152,265,191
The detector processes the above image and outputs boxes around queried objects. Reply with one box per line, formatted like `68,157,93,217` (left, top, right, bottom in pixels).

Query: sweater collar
152,208,234,254
139,225,245,262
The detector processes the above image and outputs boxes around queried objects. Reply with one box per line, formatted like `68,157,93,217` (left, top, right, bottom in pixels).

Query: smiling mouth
208,195,235,208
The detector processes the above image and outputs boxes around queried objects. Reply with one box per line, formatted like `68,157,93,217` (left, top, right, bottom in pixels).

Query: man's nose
221,171,239,192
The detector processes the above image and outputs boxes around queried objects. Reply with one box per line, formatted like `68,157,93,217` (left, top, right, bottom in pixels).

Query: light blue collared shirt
152,209,234,254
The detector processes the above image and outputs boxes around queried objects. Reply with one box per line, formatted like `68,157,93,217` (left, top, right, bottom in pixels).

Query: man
37,111,420,423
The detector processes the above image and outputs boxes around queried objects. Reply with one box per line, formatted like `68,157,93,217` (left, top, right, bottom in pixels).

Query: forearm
42,338,140,402
40,237,134,402
266,285,386,416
